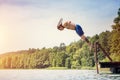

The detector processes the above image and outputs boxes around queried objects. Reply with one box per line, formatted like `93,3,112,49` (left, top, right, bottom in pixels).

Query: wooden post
93,41,113,74
94,42,99,74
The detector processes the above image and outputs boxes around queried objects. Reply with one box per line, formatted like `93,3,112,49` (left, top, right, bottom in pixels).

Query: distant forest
0,8,120,69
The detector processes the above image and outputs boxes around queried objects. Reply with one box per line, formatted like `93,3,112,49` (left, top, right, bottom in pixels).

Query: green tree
98,31,111,61
56,51,68,67
71,60,81,69
65,58,71,68
52,59,56,67
90,34,99,44
109,8,120,61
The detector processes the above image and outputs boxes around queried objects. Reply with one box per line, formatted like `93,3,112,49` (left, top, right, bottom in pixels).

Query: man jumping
57,18,91,46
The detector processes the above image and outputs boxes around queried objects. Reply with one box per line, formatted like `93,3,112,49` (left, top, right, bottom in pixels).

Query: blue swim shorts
75,24,84,36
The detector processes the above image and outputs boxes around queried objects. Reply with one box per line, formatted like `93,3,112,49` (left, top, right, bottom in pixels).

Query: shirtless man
57,19,91,46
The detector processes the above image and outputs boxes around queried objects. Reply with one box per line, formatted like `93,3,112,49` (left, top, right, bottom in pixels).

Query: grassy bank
46,67,96,70
46,67,67,70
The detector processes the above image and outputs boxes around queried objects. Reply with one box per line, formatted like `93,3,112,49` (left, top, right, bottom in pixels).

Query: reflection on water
0,70,119,80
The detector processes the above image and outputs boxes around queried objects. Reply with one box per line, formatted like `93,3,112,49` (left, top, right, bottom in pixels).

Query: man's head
57,18,64,30
57,24,64,31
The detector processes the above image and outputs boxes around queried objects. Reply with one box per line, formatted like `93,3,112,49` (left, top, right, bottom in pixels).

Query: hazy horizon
0,0,120,54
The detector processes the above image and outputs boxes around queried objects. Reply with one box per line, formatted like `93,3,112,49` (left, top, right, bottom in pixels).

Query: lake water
0,70,120,80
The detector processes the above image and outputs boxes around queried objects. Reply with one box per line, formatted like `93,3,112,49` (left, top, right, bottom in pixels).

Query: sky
0,0,120,54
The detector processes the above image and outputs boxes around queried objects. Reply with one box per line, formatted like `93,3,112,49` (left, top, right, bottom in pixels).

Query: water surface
0,70,119,80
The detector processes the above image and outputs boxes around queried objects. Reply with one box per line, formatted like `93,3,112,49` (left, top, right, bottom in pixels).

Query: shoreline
0,67,96,70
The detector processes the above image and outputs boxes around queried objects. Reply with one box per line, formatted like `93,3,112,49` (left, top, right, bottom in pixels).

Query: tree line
0,8,120,69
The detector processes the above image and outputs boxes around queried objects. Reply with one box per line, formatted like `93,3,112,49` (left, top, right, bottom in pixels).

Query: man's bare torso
63,21,76,30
